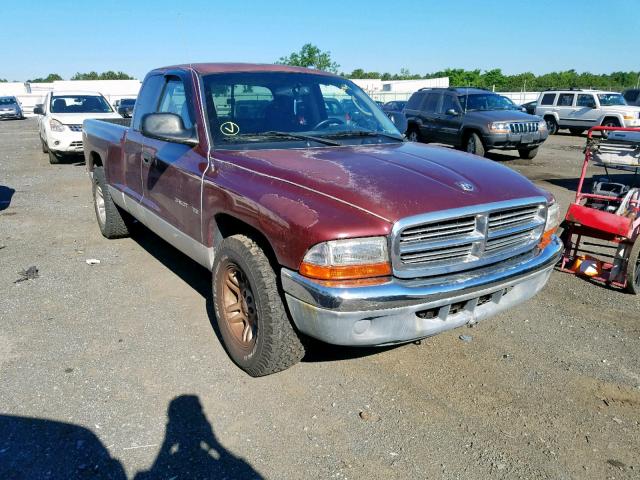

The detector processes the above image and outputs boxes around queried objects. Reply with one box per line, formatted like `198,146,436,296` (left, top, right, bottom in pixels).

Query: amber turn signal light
538,228,557,249
299,261,392,281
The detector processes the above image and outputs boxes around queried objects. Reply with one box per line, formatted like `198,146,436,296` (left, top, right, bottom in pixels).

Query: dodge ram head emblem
455,181,475,192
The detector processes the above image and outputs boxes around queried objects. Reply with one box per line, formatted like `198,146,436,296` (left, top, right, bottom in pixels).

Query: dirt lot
1,118,639,480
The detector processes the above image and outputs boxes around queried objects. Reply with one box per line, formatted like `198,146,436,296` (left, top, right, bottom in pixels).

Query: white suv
34,91,121,164
535,89,640,135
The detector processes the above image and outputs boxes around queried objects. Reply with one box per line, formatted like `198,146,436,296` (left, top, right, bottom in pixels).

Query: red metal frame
558,126,640,289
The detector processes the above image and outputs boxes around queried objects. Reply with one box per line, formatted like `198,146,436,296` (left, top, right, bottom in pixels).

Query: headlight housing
488,122,511,134
49,118,65,132
300,237,391,280
539,198,560,248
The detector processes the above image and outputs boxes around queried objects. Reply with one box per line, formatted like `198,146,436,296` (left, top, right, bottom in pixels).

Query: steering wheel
314,118,345,130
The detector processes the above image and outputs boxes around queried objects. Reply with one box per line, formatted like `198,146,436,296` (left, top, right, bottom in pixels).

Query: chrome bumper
282,236,562,346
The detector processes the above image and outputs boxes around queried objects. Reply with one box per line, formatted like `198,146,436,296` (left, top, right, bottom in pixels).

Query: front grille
70,141,83,147
67,124,83,132
509,122,538,134
391,198,547,278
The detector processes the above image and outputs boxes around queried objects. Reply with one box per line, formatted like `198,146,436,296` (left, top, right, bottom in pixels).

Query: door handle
142,151,155,165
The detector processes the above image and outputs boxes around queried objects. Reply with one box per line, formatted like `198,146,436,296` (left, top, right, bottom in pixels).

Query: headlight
488,122,511,134
300,236,391,280
539,199,560,248
49,119,65,132
538,120,547,131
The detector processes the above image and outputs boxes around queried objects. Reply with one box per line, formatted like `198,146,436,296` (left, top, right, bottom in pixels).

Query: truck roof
151,63,338,77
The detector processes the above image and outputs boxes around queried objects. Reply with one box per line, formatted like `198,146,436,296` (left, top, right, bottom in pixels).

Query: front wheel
545,117,558,135
406,128,421,143
465,132,485,157
625,240,640,294
518,147,539,159
48,150,60,164
212,234,305,376
601,119,620,138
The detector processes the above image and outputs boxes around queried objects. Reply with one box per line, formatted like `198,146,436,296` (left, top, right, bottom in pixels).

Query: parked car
535,89,640,135
382,100,406,113
83,63,561,376
405,87,548,159
500,96,527,112
0,96,25,120
34,91,122,164
622,88,640,107
521,100,537,115
117,98,136,117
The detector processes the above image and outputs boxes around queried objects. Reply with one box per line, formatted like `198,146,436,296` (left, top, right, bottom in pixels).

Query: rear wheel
48,150,60,164
625,239,640,294
92,167,130,239
545,117,558,135
41,138,48,153
465,132,485,157
406,128,421,143
569,128,585,136
518,147,539,159
212,234,305,376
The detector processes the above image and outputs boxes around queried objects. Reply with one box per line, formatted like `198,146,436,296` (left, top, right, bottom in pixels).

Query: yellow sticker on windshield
220,121,240,136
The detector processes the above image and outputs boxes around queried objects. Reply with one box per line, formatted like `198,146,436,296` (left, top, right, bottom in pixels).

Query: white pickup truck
34,91,121,164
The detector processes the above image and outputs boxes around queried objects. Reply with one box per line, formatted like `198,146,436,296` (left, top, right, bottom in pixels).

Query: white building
352,77,450,101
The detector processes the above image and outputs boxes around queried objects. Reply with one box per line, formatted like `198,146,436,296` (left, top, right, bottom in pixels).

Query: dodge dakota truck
83,63,562,377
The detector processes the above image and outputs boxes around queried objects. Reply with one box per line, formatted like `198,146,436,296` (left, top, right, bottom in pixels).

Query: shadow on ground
546,172,640,194
128,224,395,366
0,395,262,480
0,186,15,211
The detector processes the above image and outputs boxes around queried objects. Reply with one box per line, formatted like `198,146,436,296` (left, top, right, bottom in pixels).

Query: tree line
0,71,135,83
278,44,640,91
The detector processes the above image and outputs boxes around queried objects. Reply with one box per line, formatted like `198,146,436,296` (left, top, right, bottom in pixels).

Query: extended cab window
158,78,193,130
576,94,596,108
557,93,575,106
540,93,556,105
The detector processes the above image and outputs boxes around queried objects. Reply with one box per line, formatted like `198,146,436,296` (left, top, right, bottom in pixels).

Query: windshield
598,93,627,106
458,93,516,112
202,72,401,149
50,95,113,113
0,97,17,105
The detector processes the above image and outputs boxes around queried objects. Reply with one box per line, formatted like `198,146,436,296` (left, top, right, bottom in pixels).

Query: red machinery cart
559,126,640,293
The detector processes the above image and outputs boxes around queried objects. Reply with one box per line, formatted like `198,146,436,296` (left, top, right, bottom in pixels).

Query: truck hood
216,142,548,224
600,105,640,115
51,112,121,124
468,110,541,122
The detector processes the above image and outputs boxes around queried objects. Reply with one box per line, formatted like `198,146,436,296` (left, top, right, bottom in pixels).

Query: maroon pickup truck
83,63,562,376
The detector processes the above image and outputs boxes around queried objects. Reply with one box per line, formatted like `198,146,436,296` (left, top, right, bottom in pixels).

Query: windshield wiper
260,131,342,146
321,130,405,142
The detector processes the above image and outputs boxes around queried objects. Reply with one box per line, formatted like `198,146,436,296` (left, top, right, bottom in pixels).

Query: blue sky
2,0,637,81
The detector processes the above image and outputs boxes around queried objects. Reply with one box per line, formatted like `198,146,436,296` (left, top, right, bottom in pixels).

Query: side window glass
540,93,556,106
422,93,440,113
439,95,458,114
406,92,424,110
158,78,193,130
557,93,575,107
576,94,596,108
132,75,164,131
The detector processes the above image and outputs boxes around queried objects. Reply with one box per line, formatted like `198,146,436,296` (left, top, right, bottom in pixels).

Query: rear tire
625,240,640,294
48,150,60,164
465,132,485,157
41,138,48,153
518,147,539,159
406,128,421,143
92,167,130,239
212,234,305,376
545,117,558,135
569,128,585,136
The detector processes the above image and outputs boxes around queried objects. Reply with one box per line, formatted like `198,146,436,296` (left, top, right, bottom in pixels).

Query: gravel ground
0,118,638,480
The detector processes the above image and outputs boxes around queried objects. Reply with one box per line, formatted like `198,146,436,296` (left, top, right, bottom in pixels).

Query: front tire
212,234,305,376
545,117,558,135
601,118,620,138
625,240,640,294
92,167,130,239
465,132,485,157
518,147,539,159
48,150,60,164
406,128,421,143
41,138,49,153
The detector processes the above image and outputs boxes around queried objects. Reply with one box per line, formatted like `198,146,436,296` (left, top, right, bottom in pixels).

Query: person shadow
0,185,15,211
134,395,263,480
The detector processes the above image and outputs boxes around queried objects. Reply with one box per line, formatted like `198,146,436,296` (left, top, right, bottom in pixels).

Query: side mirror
387,112,408,134
33,105,44,115
141,113,198,146
446,108,459,116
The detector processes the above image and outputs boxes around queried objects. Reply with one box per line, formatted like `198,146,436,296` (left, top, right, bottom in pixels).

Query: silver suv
535,89,640,135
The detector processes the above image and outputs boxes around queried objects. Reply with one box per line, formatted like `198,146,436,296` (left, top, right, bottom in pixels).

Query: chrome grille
509,122,538,134
67,124,83,132
391,198,547,278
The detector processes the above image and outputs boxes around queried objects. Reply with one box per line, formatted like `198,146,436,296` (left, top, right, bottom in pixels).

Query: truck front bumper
484,130,548,150
281,236,562,346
